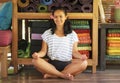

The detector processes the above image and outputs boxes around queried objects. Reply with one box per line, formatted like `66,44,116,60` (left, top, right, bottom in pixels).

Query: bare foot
63,73,74,80
43,73,74,80
43,74,58,79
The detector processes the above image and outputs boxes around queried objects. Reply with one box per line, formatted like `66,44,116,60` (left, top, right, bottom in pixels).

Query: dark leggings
48,59,71,71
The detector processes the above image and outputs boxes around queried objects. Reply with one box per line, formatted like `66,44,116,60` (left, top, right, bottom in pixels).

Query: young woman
32,7,88,80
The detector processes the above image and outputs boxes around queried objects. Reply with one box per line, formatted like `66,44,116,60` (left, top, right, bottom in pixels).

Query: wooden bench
0,45,10,78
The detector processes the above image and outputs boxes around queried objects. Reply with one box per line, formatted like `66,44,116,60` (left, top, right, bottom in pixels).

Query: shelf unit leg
14,64,18,73
0,46,10,78
92,65,96,74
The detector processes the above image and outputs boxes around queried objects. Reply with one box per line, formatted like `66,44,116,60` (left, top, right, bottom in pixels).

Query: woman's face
53,10,67,27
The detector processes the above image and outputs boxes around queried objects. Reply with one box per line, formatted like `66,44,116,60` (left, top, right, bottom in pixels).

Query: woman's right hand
32,52,39,59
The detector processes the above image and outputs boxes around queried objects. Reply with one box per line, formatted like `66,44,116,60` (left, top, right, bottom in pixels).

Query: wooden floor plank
0,65,120,83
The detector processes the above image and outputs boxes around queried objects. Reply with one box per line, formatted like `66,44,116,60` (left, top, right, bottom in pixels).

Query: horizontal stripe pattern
41,29,78,61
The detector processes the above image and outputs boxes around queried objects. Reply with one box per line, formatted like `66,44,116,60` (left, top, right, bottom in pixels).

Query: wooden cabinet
12,0,98,73
99,23,120,70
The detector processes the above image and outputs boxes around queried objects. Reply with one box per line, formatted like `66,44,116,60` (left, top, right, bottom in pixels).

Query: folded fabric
72,25,90,29
107,37,120,40
107,53,120,55
0,1,12,30
0,3,3,11
71,20,89,25
107,50,120,53
79,40,91,44
107,40,120,43
78,36,91,41
78,44,91,47
0,30,12,46
107,47,120,50
78,46,91,50
74,29,90,33
107,33,120,37
107,55,120,58
107,43,120,47
77,33,90,37
108,29,120,33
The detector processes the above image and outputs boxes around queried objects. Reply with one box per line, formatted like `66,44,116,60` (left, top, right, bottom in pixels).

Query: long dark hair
49,7,72,36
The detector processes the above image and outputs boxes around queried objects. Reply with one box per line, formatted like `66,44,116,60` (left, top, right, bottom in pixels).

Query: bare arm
72,42,87,60
32,40,47,59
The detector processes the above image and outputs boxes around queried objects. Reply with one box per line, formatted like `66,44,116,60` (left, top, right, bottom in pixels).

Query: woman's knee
32,59,37,66
32,58,42,66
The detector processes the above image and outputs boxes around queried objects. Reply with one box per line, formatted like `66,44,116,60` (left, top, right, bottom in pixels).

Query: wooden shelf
17,58,93,66
12,0,98,74
18,58,32,65
99,23,120,70
17,13,93,19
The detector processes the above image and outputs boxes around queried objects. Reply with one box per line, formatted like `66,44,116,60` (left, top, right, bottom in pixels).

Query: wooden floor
0,64,120,83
